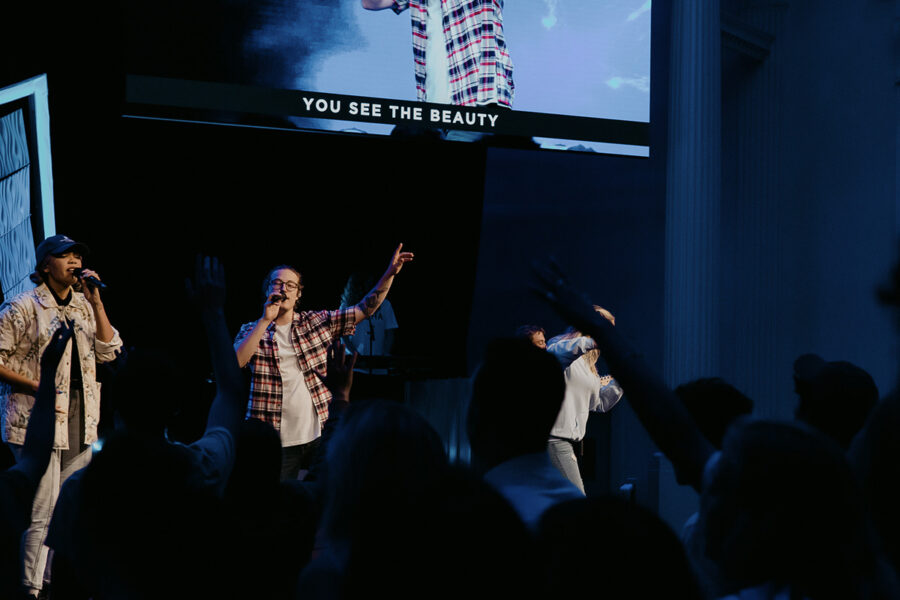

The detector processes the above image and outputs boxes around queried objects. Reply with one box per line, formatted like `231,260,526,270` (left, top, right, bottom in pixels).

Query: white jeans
547,438,585,495
9,443,92,593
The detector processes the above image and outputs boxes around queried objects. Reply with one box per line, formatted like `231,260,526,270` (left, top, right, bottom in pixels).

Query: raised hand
185,255,226,313
386,243,414,277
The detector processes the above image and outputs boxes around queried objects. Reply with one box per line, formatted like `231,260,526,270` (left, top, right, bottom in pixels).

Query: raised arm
547,335,596,369
533,261,714,491
593,377,624,413
186,256,245,436
13,321,73,486
352,244,414,323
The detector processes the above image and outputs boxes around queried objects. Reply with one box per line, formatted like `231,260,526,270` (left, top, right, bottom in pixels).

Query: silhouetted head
342,466,537,600
320,400,448,545
538,495,703,598
468,338,566,470
702,419,879,598
225,418,282,500
80,431,224,599
850,391,900,574
793,353,878,450
675,377,753,449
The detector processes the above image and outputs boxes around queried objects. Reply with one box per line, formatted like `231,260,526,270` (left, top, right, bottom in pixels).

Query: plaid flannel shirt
234,308,356,431
393,0,514,107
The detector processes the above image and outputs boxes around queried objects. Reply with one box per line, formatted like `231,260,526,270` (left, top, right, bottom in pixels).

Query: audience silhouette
2,251,899,600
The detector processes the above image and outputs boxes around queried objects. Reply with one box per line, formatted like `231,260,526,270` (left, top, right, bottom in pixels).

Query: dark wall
0,0,670,501
54,119,486,379
15,0,898,512
719,0,898,419
468,145,666,498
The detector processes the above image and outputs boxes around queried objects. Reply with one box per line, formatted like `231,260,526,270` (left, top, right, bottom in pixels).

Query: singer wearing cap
0,234,122,598
234,244,413,481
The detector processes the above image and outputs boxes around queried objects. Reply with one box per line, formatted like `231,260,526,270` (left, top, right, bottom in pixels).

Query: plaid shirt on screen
234,308,356,431
393,0,514,107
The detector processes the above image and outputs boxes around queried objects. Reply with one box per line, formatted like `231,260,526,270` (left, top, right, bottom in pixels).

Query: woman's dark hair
515,324,546,339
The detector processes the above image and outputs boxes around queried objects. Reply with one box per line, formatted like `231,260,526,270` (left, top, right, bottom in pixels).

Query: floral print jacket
0,284,122,448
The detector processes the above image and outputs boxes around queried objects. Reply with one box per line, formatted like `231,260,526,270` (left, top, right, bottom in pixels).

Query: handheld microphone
73,268,107,290
270,293,286,303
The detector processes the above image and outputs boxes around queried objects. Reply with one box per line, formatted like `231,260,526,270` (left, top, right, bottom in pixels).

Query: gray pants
9,386,92,594
547,438,586,495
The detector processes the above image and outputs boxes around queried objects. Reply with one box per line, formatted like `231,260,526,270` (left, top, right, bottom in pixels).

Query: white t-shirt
275,323,320,447
425,0,451,104
548,336,624,441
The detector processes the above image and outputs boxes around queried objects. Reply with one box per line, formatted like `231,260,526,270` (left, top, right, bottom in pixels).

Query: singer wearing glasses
234,244,413,481
0,234,122,598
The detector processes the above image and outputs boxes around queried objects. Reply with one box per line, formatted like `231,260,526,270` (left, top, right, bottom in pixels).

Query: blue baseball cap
34,234,90,267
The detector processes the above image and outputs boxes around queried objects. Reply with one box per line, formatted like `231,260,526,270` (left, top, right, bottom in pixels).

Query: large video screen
125,1,652,155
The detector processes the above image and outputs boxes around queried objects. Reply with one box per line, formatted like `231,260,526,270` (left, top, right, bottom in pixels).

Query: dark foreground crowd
2,255,900,600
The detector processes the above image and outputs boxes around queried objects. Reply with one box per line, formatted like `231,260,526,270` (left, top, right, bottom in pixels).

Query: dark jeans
280,438,321,482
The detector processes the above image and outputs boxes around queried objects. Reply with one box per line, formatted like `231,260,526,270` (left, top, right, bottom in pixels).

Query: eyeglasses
269,278,299,291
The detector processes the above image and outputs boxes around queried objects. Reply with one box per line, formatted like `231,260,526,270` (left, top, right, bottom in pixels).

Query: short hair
468,338,565,469
321,400,447,544
515,324,545,339
793,356,878,450
538,496,704,598
705,420,876,598
262,264,304,311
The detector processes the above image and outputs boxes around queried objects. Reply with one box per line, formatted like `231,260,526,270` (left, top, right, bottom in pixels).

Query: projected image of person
362,0,514,108
546,305,624,494
0,235,123,599
234,245,413,482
